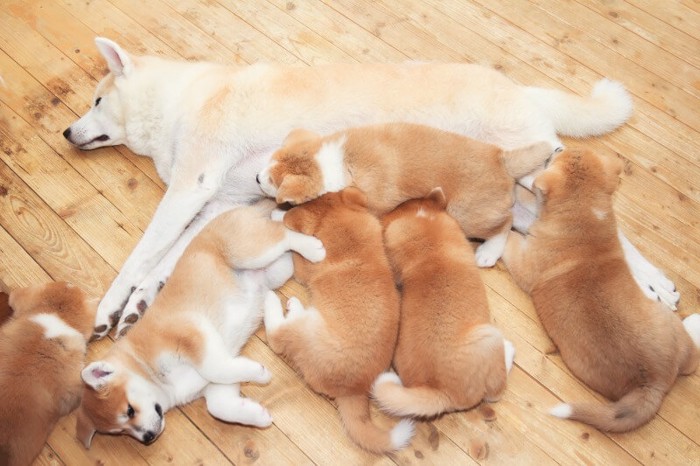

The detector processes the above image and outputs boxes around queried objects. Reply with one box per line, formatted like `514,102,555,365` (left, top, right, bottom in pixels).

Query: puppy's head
283,187,368,240
257,129,349,204
77,360,165,448
63,37,141,151
8,282,97,339
534,148,623,206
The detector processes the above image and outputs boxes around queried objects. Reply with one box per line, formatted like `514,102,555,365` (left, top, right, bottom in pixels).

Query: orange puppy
0,282,95,466
503,148,700,432
263,188,412,454
257,123,557,267
372,188,514,418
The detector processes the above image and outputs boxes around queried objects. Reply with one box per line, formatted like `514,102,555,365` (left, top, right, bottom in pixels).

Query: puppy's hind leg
204,384,272,428
502,231,535,293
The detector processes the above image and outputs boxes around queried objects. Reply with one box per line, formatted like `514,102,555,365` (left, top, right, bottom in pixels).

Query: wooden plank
628,0,700,40
32,445,65,466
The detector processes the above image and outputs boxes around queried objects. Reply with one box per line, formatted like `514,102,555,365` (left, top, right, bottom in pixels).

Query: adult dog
63,37,676,338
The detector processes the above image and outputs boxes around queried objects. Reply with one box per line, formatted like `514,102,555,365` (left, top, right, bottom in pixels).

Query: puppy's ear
426,187,447,208
340,187,367,208
283,128,320,147
81,361,116,390
76,406,97,449
276,175,314,205
94,37,133,77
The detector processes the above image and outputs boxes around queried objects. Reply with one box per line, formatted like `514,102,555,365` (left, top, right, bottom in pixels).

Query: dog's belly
158,355,209,405
218,269,267,355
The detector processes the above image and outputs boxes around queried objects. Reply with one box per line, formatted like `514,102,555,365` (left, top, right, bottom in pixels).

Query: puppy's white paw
475,242,501,268
503,339,516,374
93,291,130,339
252,365,272,385
263,290,285,332
245,400,273,428
297,235,326,263
285,296,305,319
683,314,700,348
270,208,287,222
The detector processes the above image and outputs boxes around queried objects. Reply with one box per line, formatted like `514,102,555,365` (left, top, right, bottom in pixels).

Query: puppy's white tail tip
550,403,573,419
390,419,415,450
683,313,700,347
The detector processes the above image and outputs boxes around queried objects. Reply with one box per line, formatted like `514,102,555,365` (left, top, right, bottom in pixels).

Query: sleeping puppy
372,188,515,418
502,148,700,432
76,205,325,447
263,188,413,454
256,123,557,267
0,282,95,466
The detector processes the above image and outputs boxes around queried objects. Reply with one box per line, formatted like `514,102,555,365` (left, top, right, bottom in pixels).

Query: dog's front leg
93,161,228,339
116,199,239,337
204,384,272,428
618,230,680,310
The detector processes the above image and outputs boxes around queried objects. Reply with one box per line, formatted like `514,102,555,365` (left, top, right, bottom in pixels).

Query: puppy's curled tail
335,394,415,454
550,384,666,432
372,372,453,418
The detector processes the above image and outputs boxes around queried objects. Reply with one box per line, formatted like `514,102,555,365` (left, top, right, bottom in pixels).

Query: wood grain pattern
0,1,697,464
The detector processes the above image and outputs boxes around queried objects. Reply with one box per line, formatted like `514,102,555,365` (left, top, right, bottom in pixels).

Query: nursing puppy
502,148,700,432
0,282,95,466
373,188,515,418
263,188,412,454
76,205,325,447
257,123,557,267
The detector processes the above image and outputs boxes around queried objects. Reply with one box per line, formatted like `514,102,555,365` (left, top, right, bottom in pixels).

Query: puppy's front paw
93,295,128,339
245,400,273,428
475,243,501,268
299,236,326,263
252,364,272,385
270,208,287,222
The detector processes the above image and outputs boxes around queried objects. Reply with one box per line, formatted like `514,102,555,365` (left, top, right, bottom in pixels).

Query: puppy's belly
159,355,209,404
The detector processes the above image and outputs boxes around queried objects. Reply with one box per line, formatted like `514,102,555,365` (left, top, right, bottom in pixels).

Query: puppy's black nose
255,174,260,184
155,403,163,418
62,127,71,140
143,431,156,444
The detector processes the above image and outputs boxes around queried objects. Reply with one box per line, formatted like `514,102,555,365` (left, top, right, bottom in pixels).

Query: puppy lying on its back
257,123,556,266
76,205,325,447
373,188,514,418
503,148,700,432
264,188,412,454
0,282,95,466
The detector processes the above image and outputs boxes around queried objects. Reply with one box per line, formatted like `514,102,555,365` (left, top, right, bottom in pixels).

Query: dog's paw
475,242,502,268
631,265,680,311
299,236,326,263
242,399,273,428
93,293,129,339
503,339,516,374
251,364,272,385
682,314,700,347
285,296,305,319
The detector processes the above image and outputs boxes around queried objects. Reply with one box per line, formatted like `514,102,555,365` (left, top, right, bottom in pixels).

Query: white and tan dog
76,204,325,447
0,282,96,466
63,37,677,338
257,123,557,266
503,148,700,432
263,188,411,454
373,188,515,418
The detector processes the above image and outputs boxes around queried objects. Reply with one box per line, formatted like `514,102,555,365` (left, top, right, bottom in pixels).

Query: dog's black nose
62,127,71,140
255,174,260,184
143,431,156,444
155,403,163,418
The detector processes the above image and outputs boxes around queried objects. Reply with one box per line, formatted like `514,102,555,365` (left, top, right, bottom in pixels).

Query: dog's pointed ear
76,406,97,449
276,175,311,205
283,128,320,147
340,187,367,208
95,37,133,77
426,187,447,208
81,361,115,390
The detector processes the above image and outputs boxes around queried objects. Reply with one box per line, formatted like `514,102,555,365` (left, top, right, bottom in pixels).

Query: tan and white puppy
257,123,557,267
76,205,325,447
0,282,96,466
263,188,413,454
373,188,515,418
502,148,700,432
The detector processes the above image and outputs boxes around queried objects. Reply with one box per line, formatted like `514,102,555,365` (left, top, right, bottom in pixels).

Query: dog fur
257,123,558,266
76,204,326,447
263,188,412,454
372,188,515,418
0,282,95,466
502,148,700,432
62,38,675,340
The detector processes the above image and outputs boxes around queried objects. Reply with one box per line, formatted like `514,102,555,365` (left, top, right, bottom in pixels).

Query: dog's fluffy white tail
524,79,633,138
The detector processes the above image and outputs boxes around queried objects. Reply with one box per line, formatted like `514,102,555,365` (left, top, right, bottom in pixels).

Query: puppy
372,188,515,418
257,122,557,267
502,148,700,432
0,282,95,466
76,205,325,447
263,188,413,454
0,291,12,325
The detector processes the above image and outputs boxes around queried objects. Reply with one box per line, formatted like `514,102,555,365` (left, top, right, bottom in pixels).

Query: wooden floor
1,0,699,464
